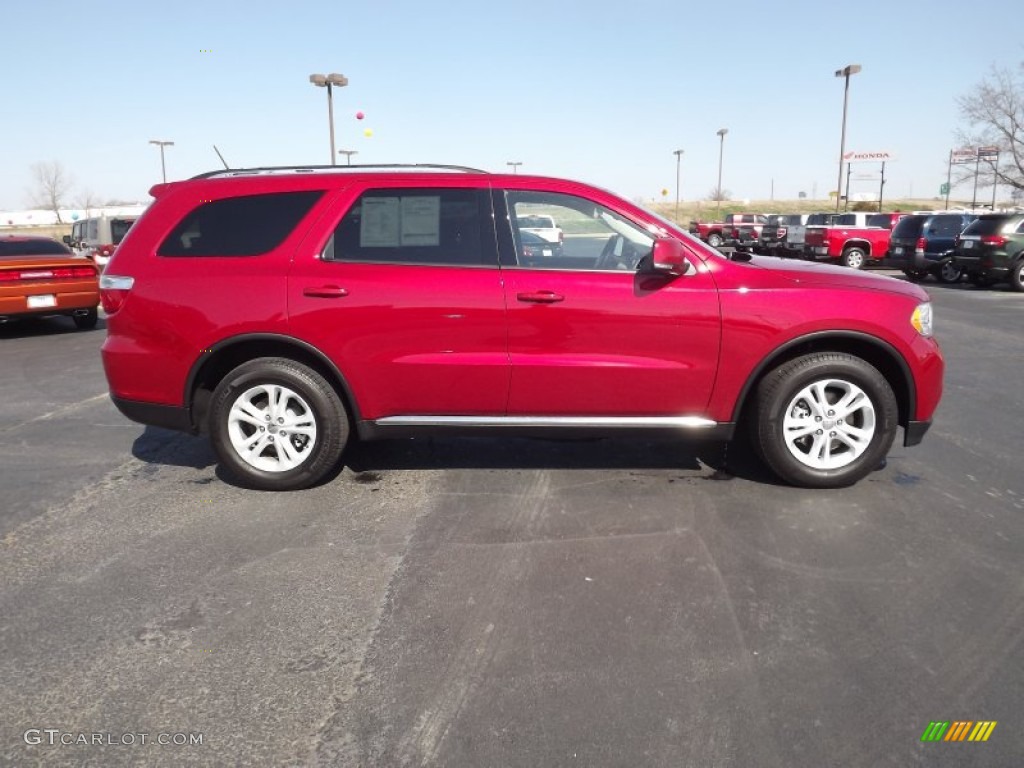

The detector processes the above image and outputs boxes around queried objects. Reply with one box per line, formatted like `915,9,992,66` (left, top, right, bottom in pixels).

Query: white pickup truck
516,214,564,244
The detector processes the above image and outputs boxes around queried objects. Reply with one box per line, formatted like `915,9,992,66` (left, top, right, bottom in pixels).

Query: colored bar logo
921,721,997,742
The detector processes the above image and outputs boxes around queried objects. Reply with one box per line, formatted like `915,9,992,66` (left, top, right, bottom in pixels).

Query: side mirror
62,235,73,245
650,238,690,276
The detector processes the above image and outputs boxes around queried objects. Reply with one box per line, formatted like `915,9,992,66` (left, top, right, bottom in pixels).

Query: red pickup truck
804,212,907,269
688,220,726,248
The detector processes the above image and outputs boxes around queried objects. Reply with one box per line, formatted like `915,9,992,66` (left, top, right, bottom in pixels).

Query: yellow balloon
363,128,373,138
661,188,669,197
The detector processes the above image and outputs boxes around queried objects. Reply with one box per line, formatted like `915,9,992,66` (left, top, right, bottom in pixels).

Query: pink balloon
356,111,365,120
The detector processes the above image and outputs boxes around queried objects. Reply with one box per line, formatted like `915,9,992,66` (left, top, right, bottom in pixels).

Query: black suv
953,213,1024,291
884,213,975,283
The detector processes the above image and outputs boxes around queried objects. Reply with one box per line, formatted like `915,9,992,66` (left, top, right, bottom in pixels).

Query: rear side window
324,188,495,267
928,216,964,237
158,191,322,257
962,216,1014,236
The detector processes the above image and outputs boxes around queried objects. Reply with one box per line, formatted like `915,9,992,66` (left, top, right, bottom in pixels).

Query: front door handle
517,290,564,304
303,285,349,299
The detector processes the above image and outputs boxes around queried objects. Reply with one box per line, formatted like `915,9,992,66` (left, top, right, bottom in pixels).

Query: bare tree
28,161,73,223
955,63,1024,193
76,189,100,219
706,186,731,202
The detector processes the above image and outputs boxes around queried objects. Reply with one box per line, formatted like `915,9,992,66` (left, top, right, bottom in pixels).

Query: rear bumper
111,396,197,434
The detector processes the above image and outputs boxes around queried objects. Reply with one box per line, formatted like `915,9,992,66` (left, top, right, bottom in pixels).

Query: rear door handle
517,290,564,304
303,285,349,298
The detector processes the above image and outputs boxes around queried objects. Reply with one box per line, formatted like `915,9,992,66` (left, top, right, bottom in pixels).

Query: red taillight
915,237,926,254
981,235,1008,247
0,266,95,282
99,275,134,314
731,227,739,238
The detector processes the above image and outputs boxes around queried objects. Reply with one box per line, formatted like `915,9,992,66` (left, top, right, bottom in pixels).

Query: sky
2,0,1021,211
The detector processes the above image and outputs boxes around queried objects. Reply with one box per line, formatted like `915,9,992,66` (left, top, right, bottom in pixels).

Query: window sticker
360,197,400,247
400,196,441,246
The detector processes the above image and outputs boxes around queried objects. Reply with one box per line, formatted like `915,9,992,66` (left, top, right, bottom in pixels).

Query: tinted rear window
0,239,71,257
110,218,136,244
866,214,892,228
806,213,835,226
962,216,1018,236
890,216,928,239
158,191,322,256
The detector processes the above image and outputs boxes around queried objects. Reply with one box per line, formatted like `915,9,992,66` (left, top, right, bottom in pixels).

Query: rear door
288,182,510,419
496,187,721,417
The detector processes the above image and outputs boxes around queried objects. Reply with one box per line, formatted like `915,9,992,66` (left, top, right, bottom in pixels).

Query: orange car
0,235,100,329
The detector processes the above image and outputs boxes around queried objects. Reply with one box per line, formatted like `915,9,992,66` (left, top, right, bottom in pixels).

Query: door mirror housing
62,235,73,245
650,238,690,276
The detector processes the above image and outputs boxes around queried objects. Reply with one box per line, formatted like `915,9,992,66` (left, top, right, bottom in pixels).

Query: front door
498,189,721,417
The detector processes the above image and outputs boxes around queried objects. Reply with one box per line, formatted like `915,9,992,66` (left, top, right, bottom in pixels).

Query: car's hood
739,254,929,301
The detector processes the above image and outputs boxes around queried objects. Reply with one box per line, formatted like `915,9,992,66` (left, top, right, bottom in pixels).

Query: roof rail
191,163,490,180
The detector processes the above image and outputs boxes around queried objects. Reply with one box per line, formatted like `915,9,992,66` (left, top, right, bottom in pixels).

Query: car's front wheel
752,353,898,488
209,358,349,490
707,233,724,248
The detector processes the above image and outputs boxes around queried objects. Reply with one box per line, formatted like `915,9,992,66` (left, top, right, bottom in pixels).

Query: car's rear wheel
751,353,898,488
1009,260,1024,292
840,247,866,269
707,233,724,248
209,358,349,491
935,260,963,284
73,308,98,329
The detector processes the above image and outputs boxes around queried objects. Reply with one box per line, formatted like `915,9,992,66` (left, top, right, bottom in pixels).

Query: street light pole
506,161,522,174
148,140,174,183
309,73,349,166
338,150,358,166
715,129,728,217
673,149,684,221
834,64,861,213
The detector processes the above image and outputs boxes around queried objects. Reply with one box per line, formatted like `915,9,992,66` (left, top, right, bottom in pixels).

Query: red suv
100,165,943,490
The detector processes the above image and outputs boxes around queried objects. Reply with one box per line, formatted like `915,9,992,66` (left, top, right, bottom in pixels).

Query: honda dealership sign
842,150,897,163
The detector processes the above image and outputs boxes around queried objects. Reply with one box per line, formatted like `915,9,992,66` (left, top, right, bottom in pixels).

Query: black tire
73,308,98,329
209,358,349,491
707,233,724,248
751,353,898,488
935,260,963,284
840,247,866,269
1009,260,1024,292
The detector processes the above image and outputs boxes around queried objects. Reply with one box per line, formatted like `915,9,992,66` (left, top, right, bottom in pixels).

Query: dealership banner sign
842,150,896,163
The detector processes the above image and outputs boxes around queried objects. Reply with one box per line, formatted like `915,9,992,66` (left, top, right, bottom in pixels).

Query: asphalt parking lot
1,275,1022,767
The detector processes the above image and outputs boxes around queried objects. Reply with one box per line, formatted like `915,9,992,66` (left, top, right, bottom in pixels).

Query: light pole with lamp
506,161,523,174
338,150,358,166
715,129,728,216
673,149,684,221
148,140,174,183
834,64,861,212
309,73,349,165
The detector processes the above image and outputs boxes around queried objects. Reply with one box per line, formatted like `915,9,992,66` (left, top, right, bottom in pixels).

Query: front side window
158,191,322,257
324,188,495,267
506,191,654,271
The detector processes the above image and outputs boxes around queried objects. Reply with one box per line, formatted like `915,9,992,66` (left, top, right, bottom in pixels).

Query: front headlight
911,302,933,337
